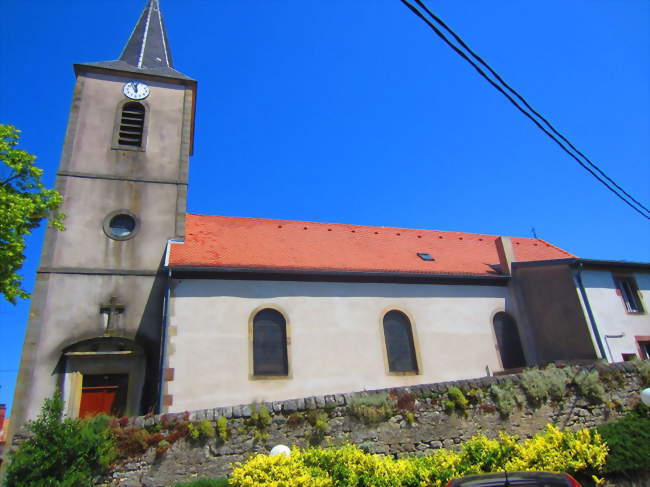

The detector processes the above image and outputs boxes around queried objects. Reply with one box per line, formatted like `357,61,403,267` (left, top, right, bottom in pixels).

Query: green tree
0,124,63,303
4,392,116,487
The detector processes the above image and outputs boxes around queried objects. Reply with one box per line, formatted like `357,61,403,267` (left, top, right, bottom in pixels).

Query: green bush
519,365,571,407
465,388,485,406
404,411,416,425
306,410,330,445
348,393,395,425
597,405,650,474
5,392,116,487
489,381,520,418
216,416,229,442
306,411,329,432
520,368,549,407
634,358,650,386
573,369,606,403
444,387,469,415
247,402,272,441
188,419,216,441
543,364,570,401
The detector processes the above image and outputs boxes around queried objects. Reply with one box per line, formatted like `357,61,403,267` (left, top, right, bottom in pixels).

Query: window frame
102,209,140,241
379,308,421,376
248,306,291,380
635,336,650,360
613,275,645,314
111,100,149,152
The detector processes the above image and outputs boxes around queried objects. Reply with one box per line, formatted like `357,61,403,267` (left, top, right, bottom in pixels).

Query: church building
10,0,650,432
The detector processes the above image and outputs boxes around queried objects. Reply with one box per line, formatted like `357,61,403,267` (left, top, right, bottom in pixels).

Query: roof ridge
531,237,577,257
187,213,510,239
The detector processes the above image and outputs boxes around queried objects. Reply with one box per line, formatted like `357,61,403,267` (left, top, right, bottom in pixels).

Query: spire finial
119,0,174,70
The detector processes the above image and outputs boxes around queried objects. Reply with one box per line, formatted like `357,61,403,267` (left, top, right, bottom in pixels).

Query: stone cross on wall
100,297,125,332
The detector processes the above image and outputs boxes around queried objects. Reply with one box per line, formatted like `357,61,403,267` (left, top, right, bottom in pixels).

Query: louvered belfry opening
118,102,145,147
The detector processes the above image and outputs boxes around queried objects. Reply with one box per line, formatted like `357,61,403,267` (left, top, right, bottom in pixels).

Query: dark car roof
449,471,575,487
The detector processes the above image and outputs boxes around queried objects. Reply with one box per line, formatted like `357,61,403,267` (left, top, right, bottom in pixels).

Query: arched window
383,310,418,373
493,312,526,369
253,308,288,376
117,102,145,148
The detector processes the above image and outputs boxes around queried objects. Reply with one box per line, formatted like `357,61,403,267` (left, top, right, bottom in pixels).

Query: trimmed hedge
229,424,607,487
597,405,650,475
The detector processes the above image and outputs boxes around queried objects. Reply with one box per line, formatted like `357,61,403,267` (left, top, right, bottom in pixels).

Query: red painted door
79,374,128,417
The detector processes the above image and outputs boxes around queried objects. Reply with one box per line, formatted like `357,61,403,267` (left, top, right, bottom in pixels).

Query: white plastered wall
580,270,650,361
166,279,507,412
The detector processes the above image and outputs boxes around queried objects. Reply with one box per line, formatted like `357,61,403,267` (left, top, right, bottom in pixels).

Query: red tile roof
168,214,576,277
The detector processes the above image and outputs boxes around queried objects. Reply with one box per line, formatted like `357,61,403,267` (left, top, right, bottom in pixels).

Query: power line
412,0,650,217
400,0,650,220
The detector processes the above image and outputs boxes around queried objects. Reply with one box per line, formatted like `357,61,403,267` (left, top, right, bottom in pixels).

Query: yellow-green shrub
444,387,469,415
301,444,418,487
230,452,332,487
216,416,229,442
411,448,464,486
188,419,216,441
504,424,608,473
247,402,272,441
229,425,608,487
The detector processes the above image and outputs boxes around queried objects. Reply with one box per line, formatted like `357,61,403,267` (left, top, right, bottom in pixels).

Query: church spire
119,0,174,70
76,0,192,81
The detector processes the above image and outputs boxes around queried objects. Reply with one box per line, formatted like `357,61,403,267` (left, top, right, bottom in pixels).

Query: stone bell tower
10,0,196,433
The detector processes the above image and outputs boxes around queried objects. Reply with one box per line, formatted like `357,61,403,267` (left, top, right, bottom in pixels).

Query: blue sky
1,0,648,413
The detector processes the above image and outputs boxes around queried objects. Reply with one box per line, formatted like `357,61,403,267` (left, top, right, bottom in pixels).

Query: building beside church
9,0,649,437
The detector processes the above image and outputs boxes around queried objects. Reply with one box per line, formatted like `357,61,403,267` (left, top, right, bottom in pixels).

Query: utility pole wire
400,0,650,220
413,0,650,216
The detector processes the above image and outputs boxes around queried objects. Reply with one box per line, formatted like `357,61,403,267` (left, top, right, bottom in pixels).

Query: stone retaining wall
91,361,644,486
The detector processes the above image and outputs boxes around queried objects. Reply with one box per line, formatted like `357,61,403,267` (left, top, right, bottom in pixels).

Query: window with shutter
117,102,145,148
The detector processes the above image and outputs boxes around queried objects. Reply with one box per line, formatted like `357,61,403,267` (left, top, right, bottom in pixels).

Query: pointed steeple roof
119,0,173,70
77,0,193,81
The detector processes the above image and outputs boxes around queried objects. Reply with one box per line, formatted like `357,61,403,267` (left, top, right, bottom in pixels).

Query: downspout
157,242,174,413
157,268,171,413
575,262,607,360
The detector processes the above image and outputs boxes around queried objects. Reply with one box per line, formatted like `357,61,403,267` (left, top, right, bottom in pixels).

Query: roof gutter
167,265,510,285
513,257,650,270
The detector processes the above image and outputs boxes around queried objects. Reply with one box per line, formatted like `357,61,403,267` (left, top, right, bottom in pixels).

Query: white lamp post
641,388,650,407
270,444,291,457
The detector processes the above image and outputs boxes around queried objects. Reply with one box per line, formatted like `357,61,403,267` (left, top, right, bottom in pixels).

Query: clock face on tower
123,81,150,100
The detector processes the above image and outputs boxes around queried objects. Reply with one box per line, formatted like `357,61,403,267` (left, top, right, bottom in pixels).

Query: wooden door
79,374,128,417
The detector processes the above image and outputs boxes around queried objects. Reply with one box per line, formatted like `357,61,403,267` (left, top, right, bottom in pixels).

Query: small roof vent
417,252,435,261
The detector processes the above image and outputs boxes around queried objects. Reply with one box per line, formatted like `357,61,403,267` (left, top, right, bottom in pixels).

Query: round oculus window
103,211,139,240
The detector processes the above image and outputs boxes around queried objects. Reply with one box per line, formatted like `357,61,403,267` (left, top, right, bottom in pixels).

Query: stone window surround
103,209,140,241
248,305,292,380
378,307,422,377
